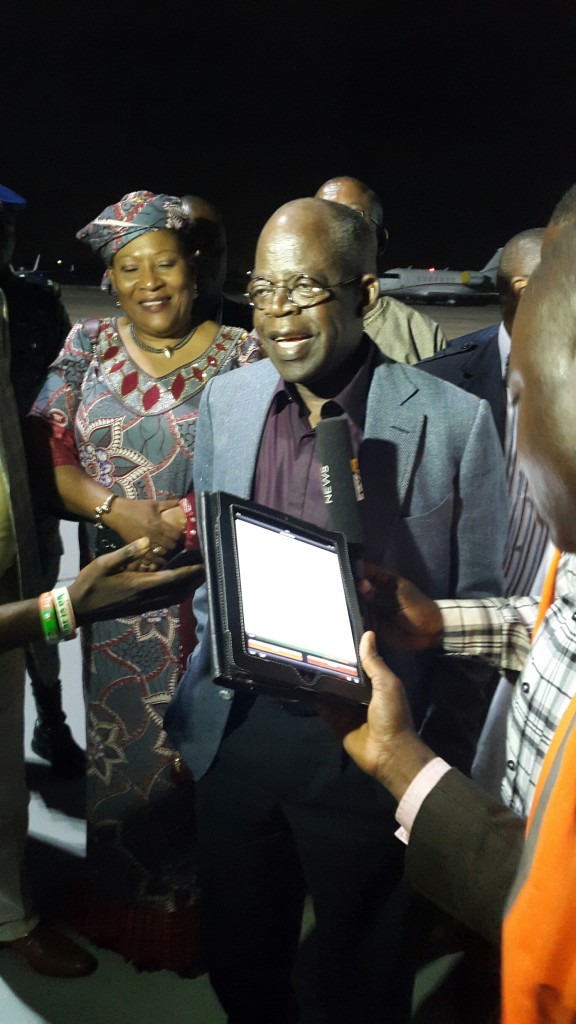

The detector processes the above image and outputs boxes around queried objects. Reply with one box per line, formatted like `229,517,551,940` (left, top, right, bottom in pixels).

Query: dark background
2,0,576,280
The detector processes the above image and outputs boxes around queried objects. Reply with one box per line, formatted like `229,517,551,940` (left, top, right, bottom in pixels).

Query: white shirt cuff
394,757,452,844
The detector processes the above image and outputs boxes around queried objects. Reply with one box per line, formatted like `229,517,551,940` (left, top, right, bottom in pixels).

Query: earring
115,300,122,308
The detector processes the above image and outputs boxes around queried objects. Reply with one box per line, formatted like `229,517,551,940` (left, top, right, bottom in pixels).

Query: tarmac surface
60,285,500,341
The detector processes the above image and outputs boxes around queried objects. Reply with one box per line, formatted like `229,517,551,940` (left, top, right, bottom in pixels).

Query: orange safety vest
502,548,576,1023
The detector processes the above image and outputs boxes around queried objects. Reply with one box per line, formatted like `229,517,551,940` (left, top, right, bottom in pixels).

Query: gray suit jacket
164,350,508,778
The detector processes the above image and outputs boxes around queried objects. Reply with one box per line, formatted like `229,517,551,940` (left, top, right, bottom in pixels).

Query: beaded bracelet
179,494,200,550
51,586,77,641
38,592,60,645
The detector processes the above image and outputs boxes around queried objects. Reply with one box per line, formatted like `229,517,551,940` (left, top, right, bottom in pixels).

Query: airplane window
380,273,400,279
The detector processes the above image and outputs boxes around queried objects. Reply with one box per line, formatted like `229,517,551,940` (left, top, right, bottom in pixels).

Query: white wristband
51,587,77,641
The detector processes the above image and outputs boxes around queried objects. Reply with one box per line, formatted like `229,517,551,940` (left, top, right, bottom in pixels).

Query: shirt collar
498,321,511,380
270,334,376,429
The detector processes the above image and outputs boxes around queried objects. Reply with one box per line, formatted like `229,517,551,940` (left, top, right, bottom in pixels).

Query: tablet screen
234,512,360,682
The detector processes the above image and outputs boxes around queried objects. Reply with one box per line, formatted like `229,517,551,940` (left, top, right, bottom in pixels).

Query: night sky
3,0,576,277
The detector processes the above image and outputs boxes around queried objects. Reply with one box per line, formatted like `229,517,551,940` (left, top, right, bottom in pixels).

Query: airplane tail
479,249,502,275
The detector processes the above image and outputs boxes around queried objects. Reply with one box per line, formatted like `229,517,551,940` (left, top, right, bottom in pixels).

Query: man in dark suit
338,222,576,1021
164,197,507,1023
418,227,543,447
418,229,548,797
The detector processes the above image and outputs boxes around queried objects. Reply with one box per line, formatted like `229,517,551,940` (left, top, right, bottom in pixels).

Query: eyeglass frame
354,209,382,231
244,273,362,311
344,206,389,256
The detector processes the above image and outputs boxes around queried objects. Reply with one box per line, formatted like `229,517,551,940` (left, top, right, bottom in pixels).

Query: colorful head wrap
76,190,189,265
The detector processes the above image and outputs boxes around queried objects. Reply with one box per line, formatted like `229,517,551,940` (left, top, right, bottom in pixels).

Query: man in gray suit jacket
164,198,507,1024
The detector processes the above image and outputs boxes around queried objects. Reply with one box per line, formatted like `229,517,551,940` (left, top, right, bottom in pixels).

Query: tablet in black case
200,491,371,705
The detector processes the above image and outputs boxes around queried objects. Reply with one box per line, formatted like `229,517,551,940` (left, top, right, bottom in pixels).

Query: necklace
129,323,198,360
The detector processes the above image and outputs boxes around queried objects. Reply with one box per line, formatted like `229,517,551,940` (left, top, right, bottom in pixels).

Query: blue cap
0,184,27,212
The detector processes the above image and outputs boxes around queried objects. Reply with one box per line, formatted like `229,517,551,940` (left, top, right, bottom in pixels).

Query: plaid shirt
438,552,576,817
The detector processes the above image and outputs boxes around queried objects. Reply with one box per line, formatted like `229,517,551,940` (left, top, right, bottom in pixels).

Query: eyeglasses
245,274,360,311
354,209,382,231
346,208,389,253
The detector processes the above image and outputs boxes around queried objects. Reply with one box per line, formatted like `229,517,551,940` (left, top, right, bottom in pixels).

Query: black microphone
315,414,365,554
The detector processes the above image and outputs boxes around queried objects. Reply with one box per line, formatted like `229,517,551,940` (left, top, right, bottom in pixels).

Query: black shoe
2,923,97,977
32,720,86,779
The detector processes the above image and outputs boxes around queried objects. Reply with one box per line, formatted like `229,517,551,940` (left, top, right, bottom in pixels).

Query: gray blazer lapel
214,359,280,498
364,363,425,509
361,364,425,560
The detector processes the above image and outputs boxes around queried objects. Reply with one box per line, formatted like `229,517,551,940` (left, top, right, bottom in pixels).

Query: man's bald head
314,177,387,263
509,224,576,551
315,177,384,228
496,228,544,333
548,184,576,231
256,197,377,278
251,198,379,390
542,182,576,254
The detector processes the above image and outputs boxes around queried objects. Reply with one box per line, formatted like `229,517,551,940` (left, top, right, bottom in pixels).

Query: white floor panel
27,793,86,858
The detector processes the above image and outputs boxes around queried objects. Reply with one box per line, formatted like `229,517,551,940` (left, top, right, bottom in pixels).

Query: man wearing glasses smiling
164,197,506,1024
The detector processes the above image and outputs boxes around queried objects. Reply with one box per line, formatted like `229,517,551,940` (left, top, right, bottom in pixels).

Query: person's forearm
0,598,42,653
53,466,144,541
54,465,114,521
372,732,437,803
53,466,184,546
438,595,537,674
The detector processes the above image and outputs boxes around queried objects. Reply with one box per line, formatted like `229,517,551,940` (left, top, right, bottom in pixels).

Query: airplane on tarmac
378,249,501,304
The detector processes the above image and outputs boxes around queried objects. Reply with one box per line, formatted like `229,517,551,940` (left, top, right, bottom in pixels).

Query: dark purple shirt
252,340,376,526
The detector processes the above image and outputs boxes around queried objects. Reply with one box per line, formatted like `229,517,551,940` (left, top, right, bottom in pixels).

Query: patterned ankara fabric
439,552,576,817
76,191,188,264
31,317,258,969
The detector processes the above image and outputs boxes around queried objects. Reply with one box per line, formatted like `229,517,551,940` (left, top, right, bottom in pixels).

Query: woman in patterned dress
30,191,258,970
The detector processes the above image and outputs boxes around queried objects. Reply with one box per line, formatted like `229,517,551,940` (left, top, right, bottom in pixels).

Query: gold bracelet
94,493,117,528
